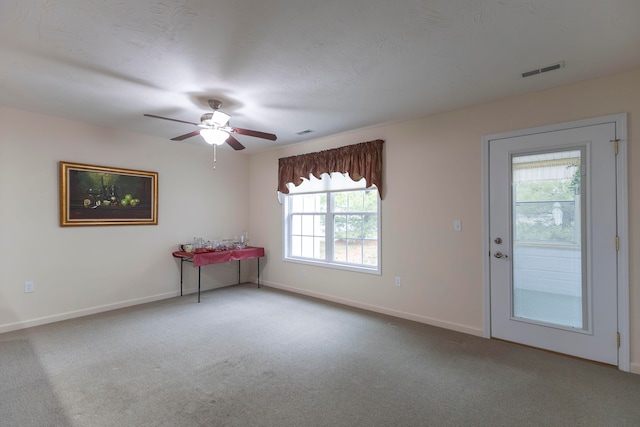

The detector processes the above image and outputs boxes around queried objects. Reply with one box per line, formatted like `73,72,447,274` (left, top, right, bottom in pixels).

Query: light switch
453,220,462,232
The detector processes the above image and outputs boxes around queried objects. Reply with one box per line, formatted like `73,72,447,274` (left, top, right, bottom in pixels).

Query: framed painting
59,161,158,226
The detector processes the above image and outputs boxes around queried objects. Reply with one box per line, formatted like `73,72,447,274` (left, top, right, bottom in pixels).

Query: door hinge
616,236,620,251
611,139,620,155
617,332,621,348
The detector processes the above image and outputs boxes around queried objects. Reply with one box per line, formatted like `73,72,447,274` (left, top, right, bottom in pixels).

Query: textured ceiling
1,0,639,152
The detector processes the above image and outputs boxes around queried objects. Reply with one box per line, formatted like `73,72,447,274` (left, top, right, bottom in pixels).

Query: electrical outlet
395,276,402,287
453,220,462,232
24,281,34,293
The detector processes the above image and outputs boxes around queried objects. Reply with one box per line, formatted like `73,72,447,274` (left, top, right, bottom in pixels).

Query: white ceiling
1,0,639,153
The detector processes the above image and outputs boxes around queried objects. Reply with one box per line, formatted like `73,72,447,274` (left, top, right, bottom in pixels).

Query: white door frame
481,113,629,372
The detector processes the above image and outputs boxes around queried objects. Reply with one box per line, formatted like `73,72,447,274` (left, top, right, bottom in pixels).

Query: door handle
494,251,509,259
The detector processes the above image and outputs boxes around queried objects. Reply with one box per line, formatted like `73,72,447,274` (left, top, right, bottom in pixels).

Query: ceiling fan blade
171,130,201,141
144,114,199,127
226,134,246,151
231,127,277,141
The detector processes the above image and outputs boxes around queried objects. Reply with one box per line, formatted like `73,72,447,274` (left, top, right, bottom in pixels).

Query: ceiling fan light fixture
200,128,229,145
211,110,230,126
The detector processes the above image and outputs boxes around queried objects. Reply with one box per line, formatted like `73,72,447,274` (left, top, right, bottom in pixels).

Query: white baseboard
0,281,258,335
0,291,179,334
262,280,484,337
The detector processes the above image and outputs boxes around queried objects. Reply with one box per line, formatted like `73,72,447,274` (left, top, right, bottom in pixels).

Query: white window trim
280,173,381,275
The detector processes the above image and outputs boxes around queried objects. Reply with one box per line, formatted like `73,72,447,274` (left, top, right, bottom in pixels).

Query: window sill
283,257,381,275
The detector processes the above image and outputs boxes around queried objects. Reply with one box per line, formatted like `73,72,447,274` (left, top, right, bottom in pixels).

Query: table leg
180,258,184,296
238,260,241,284
198,266,201,303
257,258,260,288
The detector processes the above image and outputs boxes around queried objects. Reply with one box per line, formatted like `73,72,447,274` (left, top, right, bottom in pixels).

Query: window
283,175,380,274
512,150,582,246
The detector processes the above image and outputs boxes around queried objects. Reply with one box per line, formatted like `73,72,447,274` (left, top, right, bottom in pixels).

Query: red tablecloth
172,247,265,267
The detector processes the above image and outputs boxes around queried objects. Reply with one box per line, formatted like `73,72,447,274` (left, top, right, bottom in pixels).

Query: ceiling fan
144,99,277,151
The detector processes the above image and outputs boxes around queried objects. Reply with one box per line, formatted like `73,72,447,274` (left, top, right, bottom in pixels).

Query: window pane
291,236,302,257
348,191,364,211
334,192,349,212
346,215,364,238
316,215,327,236
301,236,315,258
291,195,304,213
302,195,316,212
301,215,314,235
316,237,326,258
513,150,580,244
514,201,578,243
363,240,378,266
364,215,378,239
363,190,378,212
334,238,346,262
318,194,327,212
314,214,325,235
346,239,364,264
512,149,585,329
334,214,347,239
291,214,302,235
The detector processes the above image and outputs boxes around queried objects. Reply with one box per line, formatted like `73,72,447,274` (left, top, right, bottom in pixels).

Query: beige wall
0,108,252,331
1,67,637,373
248,67,640,373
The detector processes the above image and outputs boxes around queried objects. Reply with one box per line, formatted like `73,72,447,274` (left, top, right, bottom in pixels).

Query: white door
489,121,619,365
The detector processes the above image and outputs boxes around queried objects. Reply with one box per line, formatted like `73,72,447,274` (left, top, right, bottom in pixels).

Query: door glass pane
511,149,585,329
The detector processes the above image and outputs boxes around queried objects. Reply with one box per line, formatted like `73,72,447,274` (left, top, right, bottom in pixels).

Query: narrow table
172,246,265,302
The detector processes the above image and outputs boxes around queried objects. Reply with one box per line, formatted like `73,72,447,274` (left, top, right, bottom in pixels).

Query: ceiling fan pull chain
213,144,217,169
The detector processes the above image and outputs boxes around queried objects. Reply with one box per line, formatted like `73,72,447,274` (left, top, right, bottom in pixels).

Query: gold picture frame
59,161,158,226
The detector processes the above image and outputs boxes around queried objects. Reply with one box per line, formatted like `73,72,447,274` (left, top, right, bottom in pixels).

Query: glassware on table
193,237,206,249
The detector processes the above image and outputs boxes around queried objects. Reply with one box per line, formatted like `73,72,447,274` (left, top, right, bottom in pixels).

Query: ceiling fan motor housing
208,99,223,110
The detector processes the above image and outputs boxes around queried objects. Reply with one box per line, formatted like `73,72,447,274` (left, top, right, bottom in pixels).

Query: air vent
521,61,564,78
296,129,313,135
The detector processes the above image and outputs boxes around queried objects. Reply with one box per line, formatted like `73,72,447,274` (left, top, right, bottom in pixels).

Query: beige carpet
1,284,639,426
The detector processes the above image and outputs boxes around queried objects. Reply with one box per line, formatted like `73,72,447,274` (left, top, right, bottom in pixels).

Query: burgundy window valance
277,139,384,199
